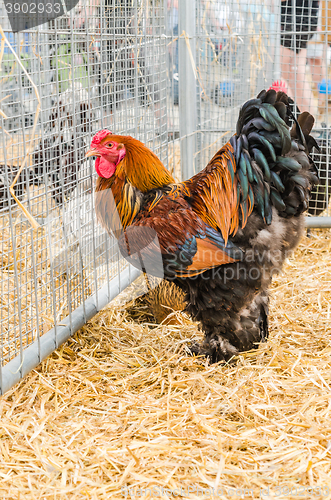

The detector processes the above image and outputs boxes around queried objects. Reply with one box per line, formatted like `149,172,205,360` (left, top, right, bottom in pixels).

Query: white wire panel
166,0,330,216
0,0,168,376
166,0,278,177
279,0,331,216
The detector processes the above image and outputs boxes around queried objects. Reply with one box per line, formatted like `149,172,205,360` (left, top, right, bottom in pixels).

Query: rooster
86,89,319,362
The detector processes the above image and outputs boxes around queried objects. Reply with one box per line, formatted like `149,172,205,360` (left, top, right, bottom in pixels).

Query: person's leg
281,45,317,114
308,45,328,112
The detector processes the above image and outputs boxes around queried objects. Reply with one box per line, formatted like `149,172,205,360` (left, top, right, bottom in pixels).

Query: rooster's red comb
91,129,113,147
268,80,288,93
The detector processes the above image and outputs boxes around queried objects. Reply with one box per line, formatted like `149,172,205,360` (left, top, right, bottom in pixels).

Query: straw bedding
0,229,330,499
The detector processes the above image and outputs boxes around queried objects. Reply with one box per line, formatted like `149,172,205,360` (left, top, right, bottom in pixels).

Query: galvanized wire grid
0,0,167,392
199,0,280,166
166,0,330,216
166,0,278,178
0,0,330,393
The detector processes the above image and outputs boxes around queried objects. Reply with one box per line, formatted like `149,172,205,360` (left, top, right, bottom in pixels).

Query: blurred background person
307,2,331,119
280,0,320,114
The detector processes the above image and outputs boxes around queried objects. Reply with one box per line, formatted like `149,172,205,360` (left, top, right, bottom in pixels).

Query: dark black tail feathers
297,111,315,137
235,89,320,221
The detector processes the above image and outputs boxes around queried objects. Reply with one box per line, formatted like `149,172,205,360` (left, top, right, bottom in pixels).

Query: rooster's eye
106,143,113,148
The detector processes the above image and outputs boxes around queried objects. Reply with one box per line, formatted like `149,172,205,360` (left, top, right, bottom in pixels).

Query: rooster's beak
85,148,101,158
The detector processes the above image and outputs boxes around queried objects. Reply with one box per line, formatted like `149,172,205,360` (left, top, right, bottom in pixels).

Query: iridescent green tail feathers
231,89,319,223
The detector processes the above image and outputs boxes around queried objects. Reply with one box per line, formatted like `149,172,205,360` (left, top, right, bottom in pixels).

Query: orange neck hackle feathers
110,135,175,192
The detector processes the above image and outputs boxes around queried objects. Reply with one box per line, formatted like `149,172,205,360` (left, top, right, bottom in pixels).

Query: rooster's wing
118,193,243,279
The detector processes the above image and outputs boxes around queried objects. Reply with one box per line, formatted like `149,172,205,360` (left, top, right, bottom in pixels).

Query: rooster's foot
187,336,238,364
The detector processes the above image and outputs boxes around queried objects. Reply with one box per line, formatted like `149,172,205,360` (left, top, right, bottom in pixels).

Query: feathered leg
178,208,304,363
189,290,269,363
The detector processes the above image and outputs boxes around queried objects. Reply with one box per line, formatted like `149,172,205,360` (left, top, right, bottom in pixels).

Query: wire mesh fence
166,0,331,218
166,0,278,179
0,0,168,393
0,0,330,393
